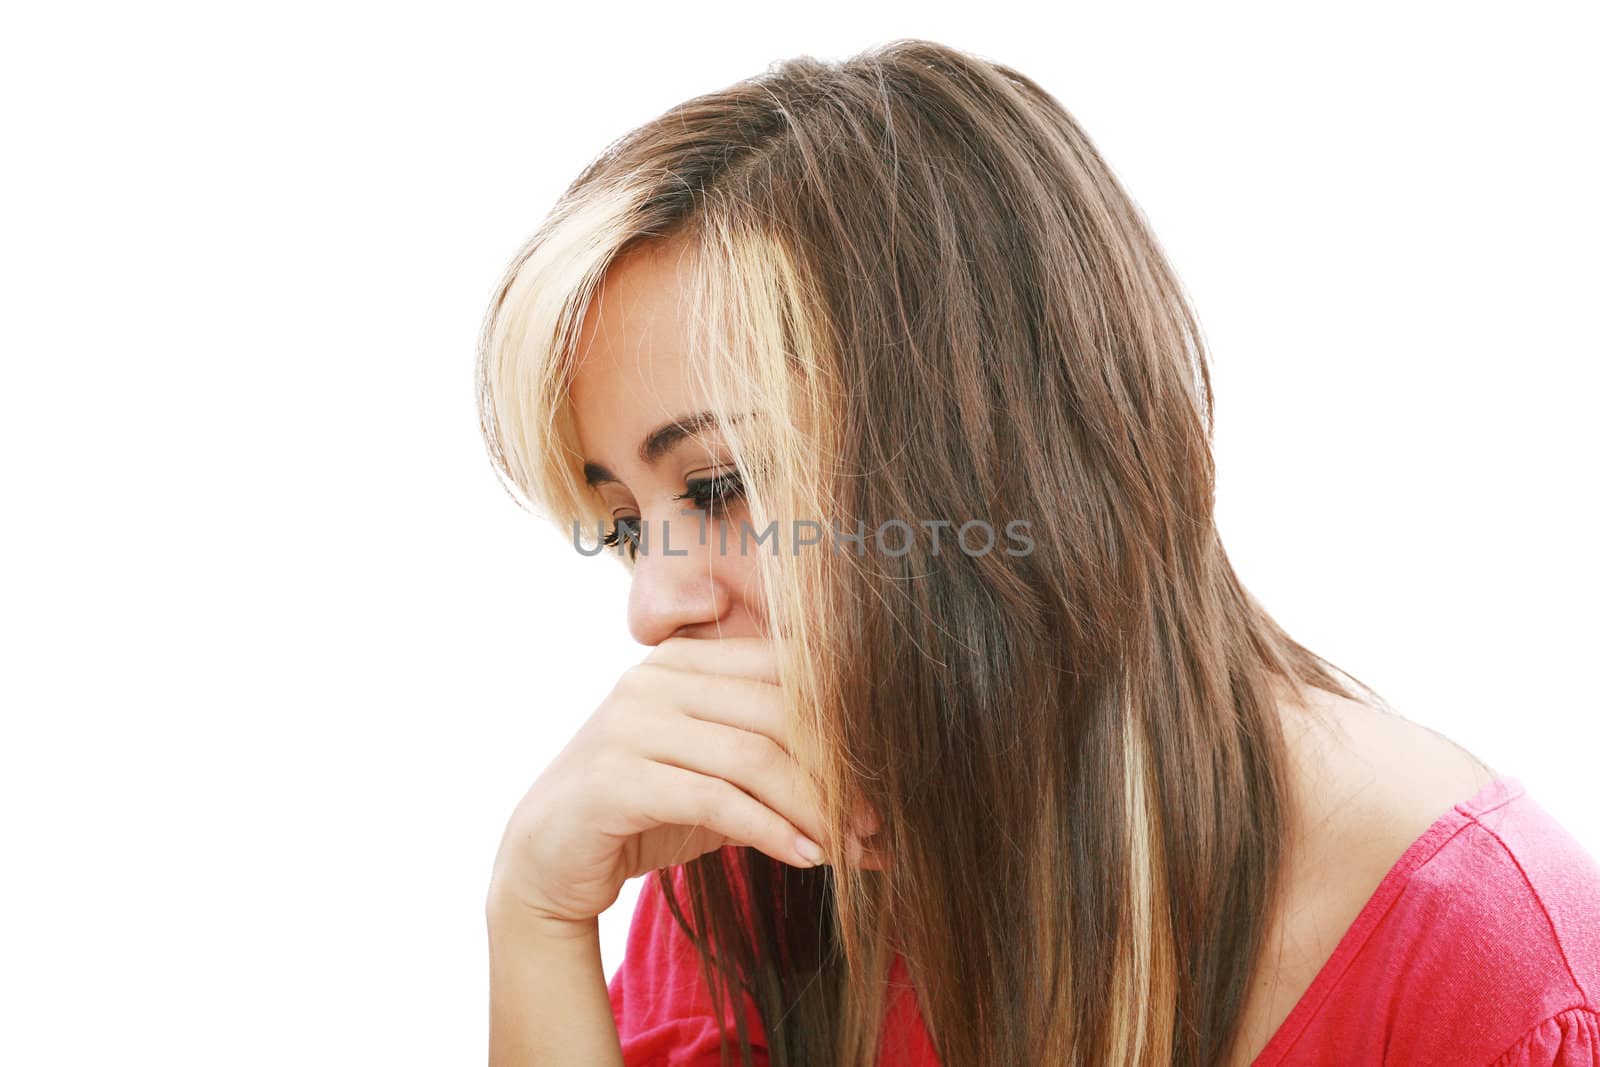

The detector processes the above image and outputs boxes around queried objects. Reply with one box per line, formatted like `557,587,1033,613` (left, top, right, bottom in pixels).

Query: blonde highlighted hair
478,37,1382,1066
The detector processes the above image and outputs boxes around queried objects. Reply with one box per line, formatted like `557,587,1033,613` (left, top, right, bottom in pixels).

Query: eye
673,470,746,517
601,515,641,560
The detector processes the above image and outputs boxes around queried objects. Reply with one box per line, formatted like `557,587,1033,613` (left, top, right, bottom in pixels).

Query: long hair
476,37,1384,1066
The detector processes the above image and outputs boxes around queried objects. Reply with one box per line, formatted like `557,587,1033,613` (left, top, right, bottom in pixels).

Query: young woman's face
568,237,766,646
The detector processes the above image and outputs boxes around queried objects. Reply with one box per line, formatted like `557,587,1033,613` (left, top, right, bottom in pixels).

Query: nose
626,511,735,646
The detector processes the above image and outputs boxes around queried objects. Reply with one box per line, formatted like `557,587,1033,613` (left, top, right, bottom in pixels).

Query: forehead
568,236,701,460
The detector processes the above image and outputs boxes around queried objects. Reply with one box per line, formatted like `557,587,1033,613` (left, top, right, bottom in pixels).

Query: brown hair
477,37,1384,1066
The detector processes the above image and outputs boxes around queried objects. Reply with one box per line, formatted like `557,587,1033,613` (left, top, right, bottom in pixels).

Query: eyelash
674,470,746,515
601,471,747,559
600,518,641,557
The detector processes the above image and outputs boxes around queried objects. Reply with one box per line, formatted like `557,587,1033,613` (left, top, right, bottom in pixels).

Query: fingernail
794,834,825,866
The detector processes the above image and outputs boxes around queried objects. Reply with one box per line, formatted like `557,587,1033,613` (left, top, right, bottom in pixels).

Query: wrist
486,883,599,945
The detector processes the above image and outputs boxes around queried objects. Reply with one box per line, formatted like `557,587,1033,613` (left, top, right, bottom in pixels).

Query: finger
632,711,829,852
645,664,799,754
643,636,780,685
637,759,824,869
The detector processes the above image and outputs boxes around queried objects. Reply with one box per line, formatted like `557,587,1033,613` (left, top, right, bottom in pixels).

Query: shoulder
1288,689,1599,953
1426,778,1600,1001
1382,781,1600,1062
1485,1005,1600,1066
1269,687,1600,1056
1272,686,1502,965
1280,685,1500,858
1287,688,1600,989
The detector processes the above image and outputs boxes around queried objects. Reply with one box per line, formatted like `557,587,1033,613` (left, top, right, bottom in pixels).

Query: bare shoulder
1226,679,1502,1065
1278,680,1500,857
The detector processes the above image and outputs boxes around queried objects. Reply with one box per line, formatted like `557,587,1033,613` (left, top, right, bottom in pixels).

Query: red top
607,776,1600,1065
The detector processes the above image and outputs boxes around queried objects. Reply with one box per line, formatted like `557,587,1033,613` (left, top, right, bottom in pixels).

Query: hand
487,636,885,926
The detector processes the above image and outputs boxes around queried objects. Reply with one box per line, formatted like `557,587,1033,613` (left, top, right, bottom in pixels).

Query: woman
476,38,1600,1067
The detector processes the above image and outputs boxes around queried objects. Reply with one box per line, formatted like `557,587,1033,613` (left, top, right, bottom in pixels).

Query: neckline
1247,773,1526,1065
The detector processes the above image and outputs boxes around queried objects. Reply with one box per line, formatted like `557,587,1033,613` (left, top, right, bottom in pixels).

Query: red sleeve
607,856,770,1067
1488,1007,1599,1066
1252,777,1600,1067
607,851,944,1066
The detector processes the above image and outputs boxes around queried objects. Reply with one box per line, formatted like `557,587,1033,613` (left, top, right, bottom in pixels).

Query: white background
2,3,1594,1064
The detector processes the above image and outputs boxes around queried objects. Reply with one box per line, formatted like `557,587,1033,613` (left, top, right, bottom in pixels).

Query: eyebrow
582,410,746,488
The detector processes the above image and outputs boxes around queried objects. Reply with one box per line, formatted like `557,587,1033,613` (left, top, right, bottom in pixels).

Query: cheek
718,528,764,600
713,513,770,621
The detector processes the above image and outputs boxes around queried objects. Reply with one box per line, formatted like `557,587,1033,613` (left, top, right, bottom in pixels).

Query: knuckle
732,729,777,773
757,734,787,772
644,637,687,666
723,726,757,764
691,776,726,826
615,663,648,693
744,807,774,849
615,662,665,701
